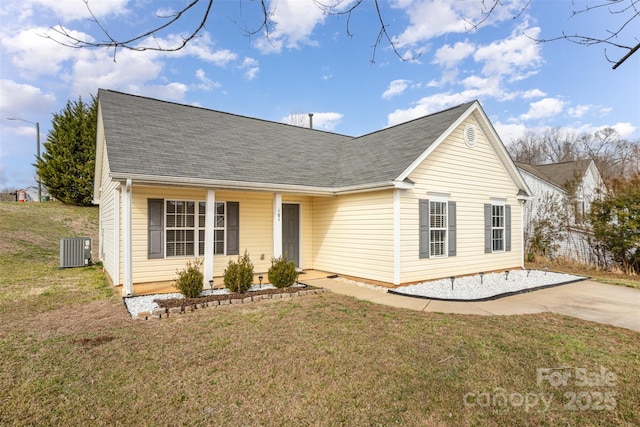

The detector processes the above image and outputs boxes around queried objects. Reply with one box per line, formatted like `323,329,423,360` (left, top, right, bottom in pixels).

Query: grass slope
1,202,639,426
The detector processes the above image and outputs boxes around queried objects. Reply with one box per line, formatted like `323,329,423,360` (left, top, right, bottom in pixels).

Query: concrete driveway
305,278,640,332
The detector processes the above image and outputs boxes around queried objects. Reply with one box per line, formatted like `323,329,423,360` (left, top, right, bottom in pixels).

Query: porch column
204,189,216,285
273,193,283,258
393,189,401,285
122,179,133,296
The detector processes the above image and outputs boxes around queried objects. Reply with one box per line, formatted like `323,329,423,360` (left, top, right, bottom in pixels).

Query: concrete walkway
304,277,640,332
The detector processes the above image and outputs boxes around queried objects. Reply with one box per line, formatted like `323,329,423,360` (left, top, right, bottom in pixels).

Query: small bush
224,250,254,293
268,256,298,288
174,259,204,298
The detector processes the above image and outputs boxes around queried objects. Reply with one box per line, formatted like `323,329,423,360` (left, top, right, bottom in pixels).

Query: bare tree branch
467,0,639,69
44,0,214,61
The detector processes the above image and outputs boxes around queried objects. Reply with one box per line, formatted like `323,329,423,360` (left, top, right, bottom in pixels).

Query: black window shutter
505,204,512,252
226,202,239,256
419,199,430,259
484,204,492,253
448,201,456,257
148,199,164,259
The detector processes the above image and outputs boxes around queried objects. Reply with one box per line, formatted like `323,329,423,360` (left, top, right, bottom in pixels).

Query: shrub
174,259,204,298
224,250,254,293
268,256,298,288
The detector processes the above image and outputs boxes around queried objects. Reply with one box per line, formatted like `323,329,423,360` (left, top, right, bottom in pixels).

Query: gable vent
464,124,477,147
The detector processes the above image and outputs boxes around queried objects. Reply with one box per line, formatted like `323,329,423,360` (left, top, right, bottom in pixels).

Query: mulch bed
154,285,320,309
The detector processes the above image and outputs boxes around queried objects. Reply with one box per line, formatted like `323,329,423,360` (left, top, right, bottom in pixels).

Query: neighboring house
516,160,605,263
94,89,531,296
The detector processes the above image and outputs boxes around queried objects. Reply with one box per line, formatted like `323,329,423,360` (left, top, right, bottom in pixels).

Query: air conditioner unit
60,237,92,269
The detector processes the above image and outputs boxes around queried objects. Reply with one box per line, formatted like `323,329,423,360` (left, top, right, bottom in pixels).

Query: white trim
108,173,410,196
204,190,215,284
393,190,401,285
428,199,448,258
520,199,526,269
122,179,133,296
113,184,120,287
273,193,282,258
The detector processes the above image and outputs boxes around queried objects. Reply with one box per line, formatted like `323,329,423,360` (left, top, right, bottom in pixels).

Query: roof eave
109,173,412,196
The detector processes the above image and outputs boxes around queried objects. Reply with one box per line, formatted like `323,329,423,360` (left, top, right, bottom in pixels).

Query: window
430,201,447,257
166,200,197,257
491,204,505,251
419,199,456,259
147,199,239,259
484,203,511,253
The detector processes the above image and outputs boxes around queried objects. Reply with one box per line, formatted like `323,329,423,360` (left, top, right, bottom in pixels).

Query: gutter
109,173,415,196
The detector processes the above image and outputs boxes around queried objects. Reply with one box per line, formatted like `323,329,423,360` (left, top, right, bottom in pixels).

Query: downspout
122,179,133,296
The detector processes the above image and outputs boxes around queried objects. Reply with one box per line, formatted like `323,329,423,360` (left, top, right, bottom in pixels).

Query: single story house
516,159,604,263
94,89,531,296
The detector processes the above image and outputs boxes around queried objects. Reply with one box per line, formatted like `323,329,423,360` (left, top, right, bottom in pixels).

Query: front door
282,203,300,267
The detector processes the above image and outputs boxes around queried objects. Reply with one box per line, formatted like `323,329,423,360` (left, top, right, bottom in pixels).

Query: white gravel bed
389,269,586,301
124,284,276,317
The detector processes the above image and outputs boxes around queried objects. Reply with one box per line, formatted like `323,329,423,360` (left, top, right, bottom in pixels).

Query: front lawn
1,202,638,426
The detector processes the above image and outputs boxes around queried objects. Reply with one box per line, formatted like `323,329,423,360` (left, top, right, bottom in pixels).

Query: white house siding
311,191,395,283
399,115,523,283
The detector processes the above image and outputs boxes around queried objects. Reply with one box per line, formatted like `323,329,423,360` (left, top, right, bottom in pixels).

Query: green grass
1,202,639,426
526,257,640,290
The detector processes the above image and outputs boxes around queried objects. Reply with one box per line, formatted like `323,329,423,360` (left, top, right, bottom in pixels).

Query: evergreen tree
35,95,98,206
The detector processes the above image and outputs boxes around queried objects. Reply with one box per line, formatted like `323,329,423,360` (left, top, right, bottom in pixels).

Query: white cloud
310,112,343,131
2,25,93,76
493,121,529,145
382,80,411,99
520,98,565,121
240,57,260,80
253,0,327,54
474,27,543,77
30,0,129,22
604,122,637,140
521,89,546,99
387,91,479,126
391,0,468,47
433,41,475,68
194,69,221,91
0,79,56,114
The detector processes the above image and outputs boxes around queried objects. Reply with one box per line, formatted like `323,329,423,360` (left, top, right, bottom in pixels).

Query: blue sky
1,0,638,190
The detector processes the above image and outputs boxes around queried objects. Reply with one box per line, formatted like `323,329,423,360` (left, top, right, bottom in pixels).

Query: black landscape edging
387,277,589,302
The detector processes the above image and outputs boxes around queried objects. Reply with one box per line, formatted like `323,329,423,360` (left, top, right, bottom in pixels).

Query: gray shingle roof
98,89,474,190
516,160,593,190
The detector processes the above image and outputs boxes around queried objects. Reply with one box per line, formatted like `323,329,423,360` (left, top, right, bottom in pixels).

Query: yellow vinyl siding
129,187,282,284
312,191,394,283
96,137,121,285
399,113,523,283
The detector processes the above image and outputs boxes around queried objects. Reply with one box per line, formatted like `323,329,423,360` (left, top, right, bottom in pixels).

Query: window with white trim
165,200,227,257
492,204,505,252
148,199,238,259
430,200,447,257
